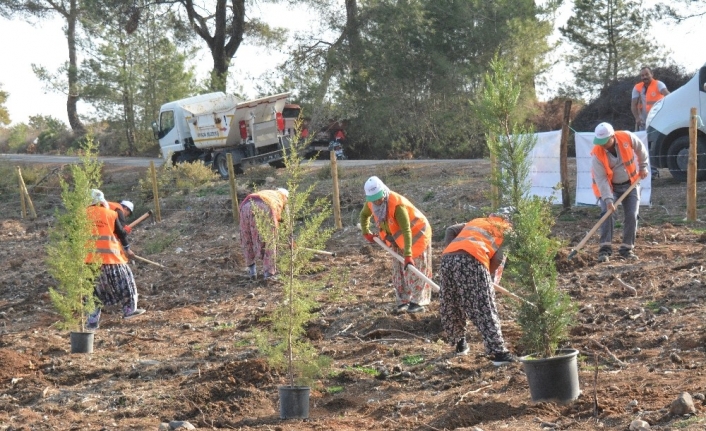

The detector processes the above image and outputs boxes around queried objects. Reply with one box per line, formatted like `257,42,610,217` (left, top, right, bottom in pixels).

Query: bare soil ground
1,159,706,430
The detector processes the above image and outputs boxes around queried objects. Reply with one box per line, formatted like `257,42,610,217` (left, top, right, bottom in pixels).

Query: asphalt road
0,153,481,168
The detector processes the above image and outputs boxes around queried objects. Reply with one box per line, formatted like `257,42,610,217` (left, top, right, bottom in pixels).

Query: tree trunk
122,92,136,156
66,0,85,135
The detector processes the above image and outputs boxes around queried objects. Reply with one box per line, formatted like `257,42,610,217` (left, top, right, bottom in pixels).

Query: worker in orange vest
360,176,432,313
591,123,649,263
86,189,145,329
439,210,517,365
631,66,669,131
107,200,134,233
239,188,289,280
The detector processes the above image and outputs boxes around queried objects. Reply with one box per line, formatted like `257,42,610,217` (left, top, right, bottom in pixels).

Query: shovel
370,236,441,292
567,180,640,260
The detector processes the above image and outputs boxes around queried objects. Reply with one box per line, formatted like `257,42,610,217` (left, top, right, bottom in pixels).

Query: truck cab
646,64,706,181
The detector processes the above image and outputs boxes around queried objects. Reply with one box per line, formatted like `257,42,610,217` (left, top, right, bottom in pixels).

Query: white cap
277,188,289,198
594,122,614,145
120,200,134,213
364,176,386,202
90,189,109,208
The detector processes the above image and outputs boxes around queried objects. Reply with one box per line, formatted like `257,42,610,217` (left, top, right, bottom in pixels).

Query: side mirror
151,121,159,140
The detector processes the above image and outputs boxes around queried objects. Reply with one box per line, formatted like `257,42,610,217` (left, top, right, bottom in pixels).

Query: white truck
645,64,706,181
152,91,295,176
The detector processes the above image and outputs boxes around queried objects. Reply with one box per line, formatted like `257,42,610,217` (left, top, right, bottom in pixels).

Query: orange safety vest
366,191,431,258
634,79,664,114
107,201,128,219
442,217,510,269
85,205,128,265
241,190,287,225
591,131,640,198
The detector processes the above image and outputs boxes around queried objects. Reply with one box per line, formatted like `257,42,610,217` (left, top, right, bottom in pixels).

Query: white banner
528,130,562,204
575,131,651,206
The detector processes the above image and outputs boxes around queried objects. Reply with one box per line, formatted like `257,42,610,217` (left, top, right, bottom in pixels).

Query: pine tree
560,0,666,99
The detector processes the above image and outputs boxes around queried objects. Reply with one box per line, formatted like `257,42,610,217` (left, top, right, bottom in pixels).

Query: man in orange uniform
631,66,669,131
86,190,145,329
360,176,432,313
239,188,289,280
591,123,649,262
107,200,134,233
439,210,517,365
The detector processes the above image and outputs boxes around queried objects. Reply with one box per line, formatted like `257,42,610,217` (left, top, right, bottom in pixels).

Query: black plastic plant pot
519,348,580,404
278,386,310,419
70,331,94,354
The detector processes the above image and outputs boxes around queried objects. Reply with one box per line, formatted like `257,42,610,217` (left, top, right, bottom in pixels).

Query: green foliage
402,355,425,366
80,0,197,156
172,160,220,192
0,84,10,126
29,115,70,153
507,197,575,358
253,136,335,387
138,158,174,199
46,139,103,331
475,56,537,207
7,123,30,152
326,386,344,394
480,59,575,358
351,366,379,376
559,0,666,98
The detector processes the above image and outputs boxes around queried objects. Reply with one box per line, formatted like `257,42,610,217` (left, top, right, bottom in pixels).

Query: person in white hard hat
360,176,433,313
239,188,289,280
107,200,135,233
86,189,145,329
591,122,649,262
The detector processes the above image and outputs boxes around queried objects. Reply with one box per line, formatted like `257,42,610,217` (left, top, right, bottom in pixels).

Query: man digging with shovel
591,122,649,262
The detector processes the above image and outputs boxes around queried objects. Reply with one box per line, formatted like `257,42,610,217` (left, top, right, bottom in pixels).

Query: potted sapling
253,125,334,419
46,141,103,353
477,57,578,403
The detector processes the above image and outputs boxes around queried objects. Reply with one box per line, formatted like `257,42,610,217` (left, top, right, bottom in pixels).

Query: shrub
254,138,334,387
46,138,103,331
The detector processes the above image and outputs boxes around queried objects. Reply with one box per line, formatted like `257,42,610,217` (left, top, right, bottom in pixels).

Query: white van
646,64,706,181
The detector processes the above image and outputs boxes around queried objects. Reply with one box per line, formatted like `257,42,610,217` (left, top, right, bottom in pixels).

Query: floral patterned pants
239,199,277,276
390,243,432,306
94,263,138,313
439,253,508,355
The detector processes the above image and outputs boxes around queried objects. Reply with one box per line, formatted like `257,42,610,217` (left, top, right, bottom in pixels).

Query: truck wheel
269,160,286,169
666,136,706,182
214,153,231,179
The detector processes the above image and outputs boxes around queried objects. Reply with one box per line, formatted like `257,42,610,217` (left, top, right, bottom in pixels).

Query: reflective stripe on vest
367,191,431,258
85,205,127,265
591,131,639,198
634,80,663,113
442,217,509,269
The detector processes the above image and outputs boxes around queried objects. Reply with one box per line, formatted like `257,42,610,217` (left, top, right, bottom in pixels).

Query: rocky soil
1,159,706,430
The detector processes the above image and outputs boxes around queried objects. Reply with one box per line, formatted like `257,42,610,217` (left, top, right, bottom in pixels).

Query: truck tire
213,153,228,178
666,135,706,182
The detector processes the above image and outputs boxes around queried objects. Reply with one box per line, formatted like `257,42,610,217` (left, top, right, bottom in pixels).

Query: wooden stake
330,151,343,229
226,153,240,224
17,166,26,219
686,107,697,221
16,167,36,219
150,161,162,222
560,100,572,209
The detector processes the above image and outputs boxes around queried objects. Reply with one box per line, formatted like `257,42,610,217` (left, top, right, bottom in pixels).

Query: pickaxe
567,181,640,260
128,210,153,229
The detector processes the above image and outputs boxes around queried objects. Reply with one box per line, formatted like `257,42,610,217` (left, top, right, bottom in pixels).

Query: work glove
363,233,377,243
404,256,414,270
124,225,132,234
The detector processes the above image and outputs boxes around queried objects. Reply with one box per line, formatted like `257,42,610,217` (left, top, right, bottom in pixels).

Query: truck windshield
159,110,175,138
